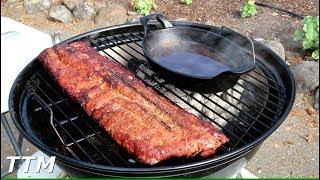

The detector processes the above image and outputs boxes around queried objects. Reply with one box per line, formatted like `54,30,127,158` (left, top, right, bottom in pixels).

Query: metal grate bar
65,146,81,160
222,90,277,123
31,79,114,165
29,79,115,166
35,73,132,167
207,93,271,128
34,99,66,111
170,88,263,136
106,36,265,135
26,87,96,163
78,129,133,166
235,81,283,109
65,133,95,146
234,97,271,148
234,119,257,147
69,124,132,166
230,87,279,115
93,38,249,146
55,116,78,126
180,90,264,134
238,77,285,103
123,34,146,52
252,69,283,86
244,73,282,92
118,34,146,57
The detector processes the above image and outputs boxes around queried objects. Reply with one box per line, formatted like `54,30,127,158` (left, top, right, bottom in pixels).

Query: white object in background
238,168,258,178
1,17,53,112
17,151,64,178
208,158,258,178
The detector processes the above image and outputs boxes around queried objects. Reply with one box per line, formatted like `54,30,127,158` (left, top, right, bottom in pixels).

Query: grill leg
1,112,23,178
17,133,24,154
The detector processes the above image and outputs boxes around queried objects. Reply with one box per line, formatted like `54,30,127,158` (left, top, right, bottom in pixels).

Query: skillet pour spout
140,14,256,93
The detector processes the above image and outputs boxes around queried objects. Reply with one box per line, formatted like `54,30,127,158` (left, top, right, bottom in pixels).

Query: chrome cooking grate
23,31,286,168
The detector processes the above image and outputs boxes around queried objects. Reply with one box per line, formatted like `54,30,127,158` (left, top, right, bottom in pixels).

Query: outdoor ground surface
1,0,319,178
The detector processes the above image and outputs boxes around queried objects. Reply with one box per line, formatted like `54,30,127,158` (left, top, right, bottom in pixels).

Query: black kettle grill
5,21,295,177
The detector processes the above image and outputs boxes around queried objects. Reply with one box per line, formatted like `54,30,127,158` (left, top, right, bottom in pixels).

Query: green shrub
293,15,319,60
240,0,257,18
132,0,155,15
181,0,192,5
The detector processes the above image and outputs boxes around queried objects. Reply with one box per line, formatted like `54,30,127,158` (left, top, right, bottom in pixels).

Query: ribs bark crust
38,41,229,165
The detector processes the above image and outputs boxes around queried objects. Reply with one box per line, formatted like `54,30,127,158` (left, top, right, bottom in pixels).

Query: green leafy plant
240,0,257,18
293,15,319,60
132,0,155,15
181,0,192,5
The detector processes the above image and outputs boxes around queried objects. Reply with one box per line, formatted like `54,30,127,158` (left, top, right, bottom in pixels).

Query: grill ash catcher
5,17,296,177
140,14,256,93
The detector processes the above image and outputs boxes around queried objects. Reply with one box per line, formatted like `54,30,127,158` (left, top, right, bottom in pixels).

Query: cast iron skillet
140,14,256,93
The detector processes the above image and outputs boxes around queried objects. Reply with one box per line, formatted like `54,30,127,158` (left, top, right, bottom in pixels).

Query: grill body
8,22,295,177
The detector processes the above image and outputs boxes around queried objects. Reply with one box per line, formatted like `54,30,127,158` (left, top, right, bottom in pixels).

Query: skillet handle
140,14,173,37
220,26,256,67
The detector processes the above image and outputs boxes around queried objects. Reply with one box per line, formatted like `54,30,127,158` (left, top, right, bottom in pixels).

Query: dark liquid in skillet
156,52,231,77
